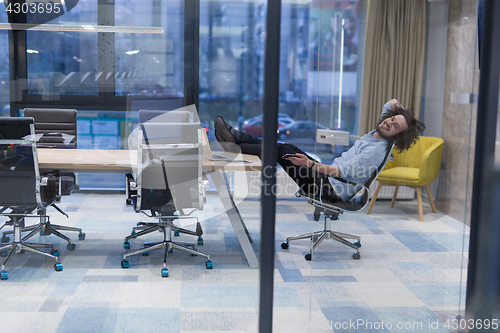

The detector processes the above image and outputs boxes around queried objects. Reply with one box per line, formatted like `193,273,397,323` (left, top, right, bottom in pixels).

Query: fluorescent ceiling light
125,50,140,55
26,49,39,54
0,23,163,34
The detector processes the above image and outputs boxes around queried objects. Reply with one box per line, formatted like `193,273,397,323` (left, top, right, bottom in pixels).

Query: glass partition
25,1,98,96
2,0,484,331
270,0,474,331
0,6,9,116
114,0,184,97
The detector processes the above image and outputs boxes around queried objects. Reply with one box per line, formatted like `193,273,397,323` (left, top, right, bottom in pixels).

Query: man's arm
379,99,403,123
286,153,341,178
309,159,341,178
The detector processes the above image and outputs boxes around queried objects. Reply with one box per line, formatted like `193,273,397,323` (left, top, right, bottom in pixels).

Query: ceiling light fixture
0,23,163,34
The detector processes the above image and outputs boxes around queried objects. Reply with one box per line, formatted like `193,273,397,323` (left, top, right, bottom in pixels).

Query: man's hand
389,99,403,110
285,153,312,167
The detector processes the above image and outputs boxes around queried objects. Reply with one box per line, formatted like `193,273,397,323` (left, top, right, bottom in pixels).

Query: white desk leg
211,170,259,268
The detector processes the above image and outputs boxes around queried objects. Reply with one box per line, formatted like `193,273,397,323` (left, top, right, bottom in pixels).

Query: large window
26,1,98,96
114,0,185,97
199,1,363,165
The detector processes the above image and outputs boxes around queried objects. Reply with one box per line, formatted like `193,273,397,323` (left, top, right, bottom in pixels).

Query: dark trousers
236,132,335,199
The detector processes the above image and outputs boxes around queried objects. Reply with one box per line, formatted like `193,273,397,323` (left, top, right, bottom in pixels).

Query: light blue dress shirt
329,102,392,201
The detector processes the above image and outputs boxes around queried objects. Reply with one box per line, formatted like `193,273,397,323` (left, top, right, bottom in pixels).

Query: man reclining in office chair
214,99,425,202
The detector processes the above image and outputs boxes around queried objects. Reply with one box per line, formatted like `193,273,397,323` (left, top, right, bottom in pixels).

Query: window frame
9,0,199,114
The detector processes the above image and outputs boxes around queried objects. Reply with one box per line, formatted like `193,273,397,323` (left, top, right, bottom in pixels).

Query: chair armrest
125,173,137,206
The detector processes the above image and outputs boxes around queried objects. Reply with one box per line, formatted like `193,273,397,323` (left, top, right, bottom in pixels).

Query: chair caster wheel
121,260,129,268
168,248,173,253
305,253,312,261
124,242,130,249
352,252,360,260
142,252,149,256
1,270,8,280
206,260,213,269
197,237,203,245
39,231,45,236
1,236,9,243
353,241,361,248
54,262,63,271
174,231,180,236
19,249,25,254
162,268,169,277
51,249,59,256
67,243,76,251
78,232,86,240
130,230,136,235
281,242,289,249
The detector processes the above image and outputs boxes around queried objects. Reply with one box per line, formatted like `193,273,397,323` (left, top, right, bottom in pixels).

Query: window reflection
26,1,98,96
114,0,184,96
199,0,362,166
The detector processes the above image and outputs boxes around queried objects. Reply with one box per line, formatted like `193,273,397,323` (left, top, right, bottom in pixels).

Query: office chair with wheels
366,136,443,221
0,117,63,280
121,122,212,277
1,108,85,250
126,110,203,241
281,144,394,260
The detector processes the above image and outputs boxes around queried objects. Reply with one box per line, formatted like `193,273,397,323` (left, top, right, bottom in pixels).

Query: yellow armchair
366,136,444,221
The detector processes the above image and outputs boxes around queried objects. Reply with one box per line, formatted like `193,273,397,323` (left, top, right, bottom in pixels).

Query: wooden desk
37,148,261,268
37,149,262,173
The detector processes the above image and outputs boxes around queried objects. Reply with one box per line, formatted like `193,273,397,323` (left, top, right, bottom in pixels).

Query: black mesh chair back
23,108,77,148
0,117,59,208
23,108,78,196
136,122,203,214
0,117,40,208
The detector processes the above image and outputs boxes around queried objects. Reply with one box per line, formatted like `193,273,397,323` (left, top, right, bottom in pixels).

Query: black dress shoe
214,116,238,143
214,116,240,152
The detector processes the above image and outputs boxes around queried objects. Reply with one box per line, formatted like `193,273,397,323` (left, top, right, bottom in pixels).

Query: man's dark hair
380,106,426,152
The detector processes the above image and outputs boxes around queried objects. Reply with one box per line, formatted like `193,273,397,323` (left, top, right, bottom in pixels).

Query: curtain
359,0,426,135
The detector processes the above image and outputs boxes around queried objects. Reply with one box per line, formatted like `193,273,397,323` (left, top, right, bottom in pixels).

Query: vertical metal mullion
98,0,115,103
466,0,500,325
184,0,200,111
259,1,281,332
8,7,27,116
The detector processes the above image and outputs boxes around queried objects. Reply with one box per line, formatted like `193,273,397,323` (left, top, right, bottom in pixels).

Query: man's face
376,115,408,139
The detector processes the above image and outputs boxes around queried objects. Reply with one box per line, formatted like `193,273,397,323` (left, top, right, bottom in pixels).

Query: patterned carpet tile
0,193,470,332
